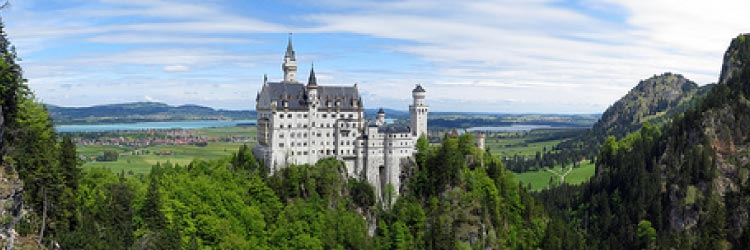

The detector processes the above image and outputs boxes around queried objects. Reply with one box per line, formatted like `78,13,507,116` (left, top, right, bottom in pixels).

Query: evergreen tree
106,176,135,250
142,166,166,231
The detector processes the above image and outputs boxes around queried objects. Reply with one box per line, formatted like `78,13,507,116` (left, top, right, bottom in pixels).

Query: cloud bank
5,0,750,113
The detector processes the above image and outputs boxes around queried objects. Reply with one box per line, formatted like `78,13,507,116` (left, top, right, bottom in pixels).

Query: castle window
323,114,327,118
279,143,284,147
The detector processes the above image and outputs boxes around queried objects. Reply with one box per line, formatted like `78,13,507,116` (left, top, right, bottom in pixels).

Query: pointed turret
307,64,319,108
307,64,318,87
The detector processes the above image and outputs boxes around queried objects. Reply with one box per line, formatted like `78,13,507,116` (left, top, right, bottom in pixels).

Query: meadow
514,160,596,191
483,128,585,157
78,126,257,176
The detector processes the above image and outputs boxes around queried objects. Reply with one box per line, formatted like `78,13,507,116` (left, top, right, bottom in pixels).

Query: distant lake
56,120,257,133
467,124,561,132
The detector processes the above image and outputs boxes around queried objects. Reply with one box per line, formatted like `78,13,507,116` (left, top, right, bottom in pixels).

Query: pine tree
142,166,166,231
0,17,29,159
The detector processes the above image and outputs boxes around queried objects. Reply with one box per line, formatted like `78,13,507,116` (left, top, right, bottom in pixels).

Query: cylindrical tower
409,84,429,138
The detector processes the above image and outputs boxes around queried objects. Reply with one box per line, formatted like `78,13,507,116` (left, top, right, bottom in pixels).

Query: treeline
503,147,591,173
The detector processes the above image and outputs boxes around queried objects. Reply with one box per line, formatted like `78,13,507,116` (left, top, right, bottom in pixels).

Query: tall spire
282,33,298,82
307,63,317,87
285,33,295,60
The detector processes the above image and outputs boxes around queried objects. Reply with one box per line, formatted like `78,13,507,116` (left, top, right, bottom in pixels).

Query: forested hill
45,102,256,124
46,102,414,125
539,34,750,249
555,73,712,162
592,72,709,140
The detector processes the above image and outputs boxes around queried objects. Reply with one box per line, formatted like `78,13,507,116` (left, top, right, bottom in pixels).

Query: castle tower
476,132,486,167
476,132,485,151
410,84,429,138
282,34,297,82
376,108,385,126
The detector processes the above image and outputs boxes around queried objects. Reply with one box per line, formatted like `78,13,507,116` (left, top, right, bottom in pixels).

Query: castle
252,36,429,197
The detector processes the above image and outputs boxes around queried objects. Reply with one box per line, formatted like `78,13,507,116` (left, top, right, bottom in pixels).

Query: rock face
0,108,40,250
658,34,750,243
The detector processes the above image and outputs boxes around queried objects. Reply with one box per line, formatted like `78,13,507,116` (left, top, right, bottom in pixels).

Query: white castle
253,36,429,197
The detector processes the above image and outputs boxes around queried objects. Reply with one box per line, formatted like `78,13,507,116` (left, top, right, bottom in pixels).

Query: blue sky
4,0,750,113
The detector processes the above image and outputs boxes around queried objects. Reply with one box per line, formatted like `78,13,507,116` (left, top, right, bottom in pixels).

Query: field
484,128,586,157
194,126,256,138
514,160,596,191
80,142,253,176
78,126,257,176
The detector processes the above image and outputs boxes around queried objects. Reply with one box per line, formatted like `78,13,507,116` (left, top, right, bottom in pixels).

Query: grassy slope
486,138,565,157
514,161,596,191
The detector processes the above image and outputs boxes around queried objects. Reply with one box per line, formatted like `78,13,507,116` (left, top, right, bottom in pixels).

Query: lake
56,120,257,133
467,124,558,132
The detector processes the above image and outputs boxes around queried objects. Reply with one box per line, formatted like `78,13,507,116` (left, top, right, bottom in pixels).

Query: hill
506,73,710,175
539,33,750,249
592,72,709,139
46,102,256,124
565,73,711,160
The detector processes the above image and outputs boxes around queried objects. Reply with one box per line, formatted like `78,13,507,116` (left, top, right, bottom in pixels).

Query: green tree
637,220,656,249
142,166,166,231
106,176,135,250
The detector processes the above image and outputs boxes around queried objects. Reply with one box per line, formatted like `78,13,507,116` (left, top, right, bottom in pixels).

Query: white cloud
163,65,191,73
144,95,160,102
88,34,257,44
302,0,745,112
8,0,750,113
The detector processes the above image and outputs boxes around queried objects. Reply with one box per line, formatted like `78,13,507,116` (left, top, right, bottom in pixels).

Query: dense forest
538,33,750,249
